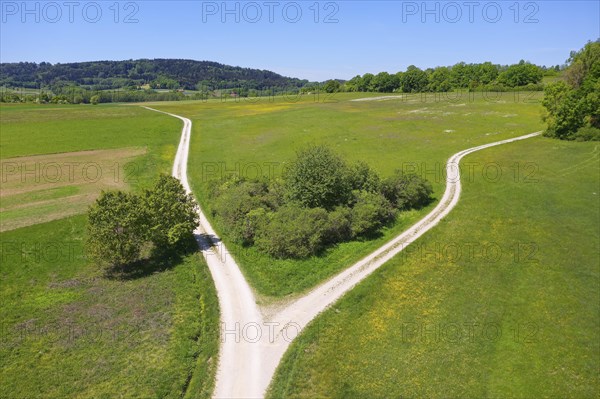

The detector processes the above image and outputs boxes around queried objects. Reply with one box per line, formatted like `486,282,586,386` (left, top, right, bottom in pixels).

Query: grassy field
0,103,219,398
1,148,148,232
267,137,600,398
0,104,183,231
4,93,592,398
151,91,546,298
0,103,180,172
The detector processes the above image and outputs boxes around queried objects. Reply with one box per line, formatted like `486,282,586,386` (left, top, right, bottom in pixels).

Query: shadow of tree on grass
104,234,199,281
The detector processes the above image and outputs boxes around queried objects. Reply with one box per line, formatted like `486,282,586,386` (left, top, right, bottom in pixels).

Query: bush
350,191,395,237
212,179,275,245
284,145,352,210
574,126,600,141
255,205,329,258
209,147,434,259
324,206,353,244
381,171,433,210
242,207,270,245
349,161,380,192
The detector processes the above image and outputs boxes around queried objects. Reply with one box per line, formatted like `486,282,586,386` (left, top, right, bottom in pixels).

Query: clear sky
1,0,598,81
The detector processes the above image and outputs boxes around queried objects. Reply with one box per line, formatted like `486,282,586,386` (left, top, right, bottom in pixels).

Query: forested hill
0,59,309,90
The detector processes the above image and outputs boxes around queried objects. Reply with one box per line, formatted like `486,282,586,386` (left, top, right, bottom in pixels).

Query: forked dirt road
143,106,541,399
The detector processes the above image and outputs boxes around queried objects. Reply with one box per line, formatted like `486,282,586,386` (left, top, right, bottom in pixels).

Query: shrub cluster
87,175,199,268
209,146,433,259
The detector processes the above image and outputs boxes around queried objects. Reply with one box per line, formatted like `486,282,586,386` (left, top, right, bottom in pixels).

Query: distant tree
428,66,452,92
450,62,472,88
497,62,543,87
371,72,400,92
323,80,341,93
90,95,100,105
477,62,499,85
0,59,309,93
400,66,429,93
345,75,362,92
358,73,375,92
448,62,499,88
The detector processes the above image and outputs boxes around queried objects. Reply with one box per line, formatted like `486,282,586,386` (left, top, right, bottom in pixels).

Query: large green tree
87,175,199,268
543,40,600,140
87,191,147,268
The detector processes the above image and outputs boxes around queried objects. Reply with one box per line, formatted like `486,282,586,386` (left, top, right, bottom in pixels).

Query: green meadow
1,89,596,398
0,103,219,398
151,91,546,298
267,136,600,398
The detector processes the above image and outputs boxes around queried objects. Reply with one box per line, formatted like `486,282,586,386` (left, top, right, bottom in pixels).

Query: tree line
323,60,554,94
0,58,561,104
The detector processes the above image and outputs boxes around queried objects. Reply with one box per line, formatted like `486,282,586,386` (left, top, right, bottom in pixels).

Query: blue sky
1,1,598,80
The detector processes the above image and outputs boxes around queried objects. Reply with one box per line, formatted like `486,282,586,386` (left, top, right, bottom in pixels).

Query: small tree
87,191,147,268
87,175,199,269
350,191,395,237
144,175,199,248
90,95,100,105
381,171,433,210
255,205,328,258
